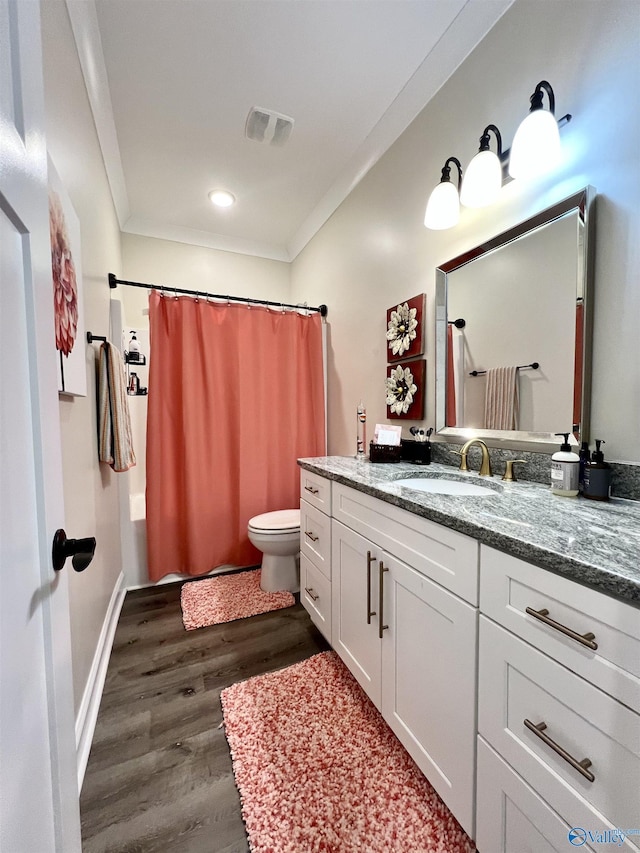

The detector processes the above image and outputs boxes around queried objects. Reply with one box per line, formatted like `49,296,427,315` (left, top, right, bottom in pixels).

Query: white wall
41,0,124,714
120,233,291,329
291,0,640,463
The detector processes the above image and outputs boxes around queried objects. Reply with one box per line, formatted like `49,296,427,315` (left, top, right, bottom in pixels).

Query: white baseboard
75,570,126,791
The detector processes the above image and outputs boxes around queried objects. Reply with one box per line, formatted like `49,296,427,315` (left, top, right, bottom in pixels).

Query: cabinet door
381,551,478,839
331,520,382,708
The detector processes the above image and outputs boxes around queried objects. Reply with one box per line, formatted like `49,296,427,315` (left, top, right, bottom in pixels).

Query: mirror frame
435,186,596,451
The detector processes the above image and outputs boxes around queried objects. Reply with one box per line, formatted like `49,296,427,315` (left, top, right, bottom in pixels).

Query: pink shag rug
221,651,475,853
180,569,294,630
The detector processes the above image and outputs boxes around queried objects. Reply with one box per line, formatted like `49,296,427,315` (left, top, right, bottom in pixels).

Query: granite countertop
298,456,640,607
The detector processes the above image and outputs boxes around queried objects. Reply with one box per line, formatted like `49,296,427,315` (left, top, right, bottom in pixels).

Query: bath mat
180,569,294,630
221,651,475,853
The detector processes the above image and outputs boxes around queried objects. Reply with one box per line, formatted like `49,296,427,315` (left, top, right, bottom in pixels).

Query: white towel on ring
483,366,519,430
98,341,136,472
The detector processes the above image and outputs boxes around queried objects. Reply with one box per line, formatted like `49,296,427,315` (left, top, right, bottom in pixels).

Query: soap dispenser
583,440,612,501
578,441,590,493
551,433,579,497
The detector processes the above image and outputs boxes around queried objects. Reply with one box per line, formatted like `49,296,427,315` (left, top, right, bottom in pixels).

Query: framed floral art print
48,156,87,396
386,293,426,363
386,359,425,420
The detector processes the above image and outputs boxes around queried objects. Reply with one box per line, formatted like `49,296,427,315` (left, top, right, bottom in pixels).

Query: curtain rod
108,273,328,317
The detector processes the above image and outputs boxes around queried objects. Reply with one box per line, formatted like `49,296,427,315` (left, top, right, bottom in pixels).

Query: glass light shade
508,110,561,180
209,189,236,207
424,180,460,230
460,149,502,208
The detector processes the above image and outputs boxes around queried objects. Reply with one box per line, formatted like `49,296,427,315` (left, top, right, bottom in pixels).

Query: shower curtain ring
281,302,285,314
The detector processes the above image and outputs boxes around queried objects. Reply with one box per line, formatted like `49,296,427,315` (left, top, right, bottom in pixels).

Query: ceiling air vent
245,107,294,146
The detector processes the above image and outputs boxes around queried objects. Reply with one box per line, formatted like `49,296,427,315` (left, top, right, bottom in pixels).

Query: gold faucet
452,438,493,477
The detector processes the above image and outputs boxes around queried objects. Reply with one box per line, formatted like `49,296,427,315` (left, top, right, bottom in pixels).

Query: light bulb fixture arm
530,80,555,114
479,124,503,157
441,156,463,189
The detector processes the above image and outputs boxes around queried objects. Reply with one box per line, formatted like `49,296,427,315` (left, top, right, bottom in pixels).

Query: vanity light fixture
208,189,236,208
424,157,462,230
460,124,504,208
508,81,562,180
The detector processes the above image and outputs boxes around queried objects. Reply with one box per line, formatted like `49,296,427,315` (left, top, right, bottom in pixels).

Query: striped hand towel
484,366,520,430
98,342,136,472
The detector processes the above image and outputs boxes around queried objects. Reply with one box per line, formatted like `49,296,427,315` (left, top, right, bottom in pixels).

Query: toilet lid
248,508,300,533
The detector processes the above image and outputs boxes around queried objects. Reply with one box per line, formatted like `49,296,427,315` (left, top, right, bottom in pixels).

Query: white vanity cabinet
331,483,479,838
299,471,332,642
476,546,640,853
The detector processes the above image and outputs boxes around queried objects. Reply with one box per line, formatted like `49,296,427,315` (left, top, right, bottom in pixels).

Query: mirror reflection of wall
436,187,594,448
447,212,578,433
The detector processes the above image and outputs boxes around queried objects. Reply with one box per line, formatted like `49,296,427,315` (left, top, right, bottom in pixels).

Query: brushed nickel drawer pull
305,586,319,602
304,485,319,495
525,607,598,650
378,560,389,639
304,531,319,542
524,719,595,782
366,551,377,624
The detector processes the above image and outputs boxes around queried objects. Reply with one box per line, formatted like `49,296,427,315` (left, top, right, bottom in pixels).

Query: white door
0,1,81,850
380,551,478,839
331,520,382,707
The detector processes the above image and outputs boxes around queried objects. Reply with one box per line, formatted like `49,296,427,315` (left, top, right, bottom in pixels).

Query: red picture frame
386,293,426,363
386,359,425,420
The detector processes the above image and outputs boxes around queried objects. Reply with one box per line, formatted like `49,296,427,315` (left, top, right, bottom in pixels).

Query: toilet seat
248,509,300,535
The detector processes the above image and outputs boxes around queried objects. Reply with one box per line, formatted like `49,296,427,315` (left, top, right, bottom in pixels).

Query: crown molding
65,0,130,226
123,217,290,263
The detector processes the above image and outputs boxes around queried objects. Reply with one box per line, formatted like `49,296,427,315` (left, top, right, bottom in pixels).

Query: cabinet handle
304,531,319,542
524,719,595,782
378,560,389,639
305,586,319,602
525,607,598,650
366,551,377,624
304,485,319,495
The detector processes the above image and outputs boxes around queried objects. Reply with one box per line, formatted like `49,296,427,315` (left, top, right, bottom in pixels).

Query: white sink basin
394,477,497,496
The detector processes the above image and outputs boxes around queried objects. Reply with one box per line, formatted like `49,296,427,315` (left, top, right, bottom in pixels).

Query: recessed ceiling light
209,190,235,208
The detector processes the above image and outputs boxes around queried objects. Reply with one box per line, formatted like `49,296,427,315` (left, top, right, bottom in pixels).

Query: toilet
247,508,300,593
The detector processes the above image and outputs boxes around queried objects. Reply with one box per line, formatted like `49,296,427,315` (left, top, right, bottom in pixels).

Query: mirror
435,187,595,449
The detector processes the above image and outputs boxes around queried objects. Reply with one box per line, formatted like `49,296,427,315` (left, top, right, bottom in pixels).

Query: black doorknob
52,529,96,572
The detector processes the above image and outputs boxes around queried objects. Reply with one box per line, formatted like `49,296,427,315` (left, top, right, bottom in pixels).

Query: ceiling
68,0,512,262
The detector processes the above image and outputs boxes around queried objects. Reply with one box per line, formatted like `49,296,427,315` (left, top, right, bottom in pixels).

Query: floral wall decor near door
48,157,87,396
386,359,425,419
386,293,426,362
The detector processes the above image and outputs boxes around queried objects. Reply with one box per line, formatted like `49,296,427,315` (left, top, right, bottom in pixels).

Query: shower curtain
145,291,325,581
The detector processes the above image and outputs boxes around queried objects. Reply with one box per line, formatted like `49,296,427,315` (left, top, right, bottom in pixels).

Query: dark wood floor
80,580,329,852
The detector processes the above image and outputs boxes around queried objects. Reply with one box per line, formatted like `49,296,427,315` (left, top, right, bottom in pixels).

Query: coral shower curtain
146,291,325,581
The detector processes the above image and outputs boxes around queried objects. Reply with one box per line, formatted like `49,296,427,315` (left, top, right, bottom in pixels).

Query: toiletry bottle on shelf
578,441,590,493
583,440,612,501
356,402,367,460
550,433,579,497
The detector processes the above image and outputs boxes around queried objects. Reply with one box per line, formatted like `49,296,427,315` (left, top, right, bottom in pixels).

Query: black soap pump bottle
578,441,590,493
583,440,612,501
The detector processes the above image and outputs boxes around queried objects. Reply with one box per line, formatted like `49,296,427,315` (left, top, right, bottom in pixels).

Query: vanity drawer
332,481,479,603
478,617,640,836
300,554,331,642
300,499,331,579
300,469,332,515
480,545,640,711
477,737,625,853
